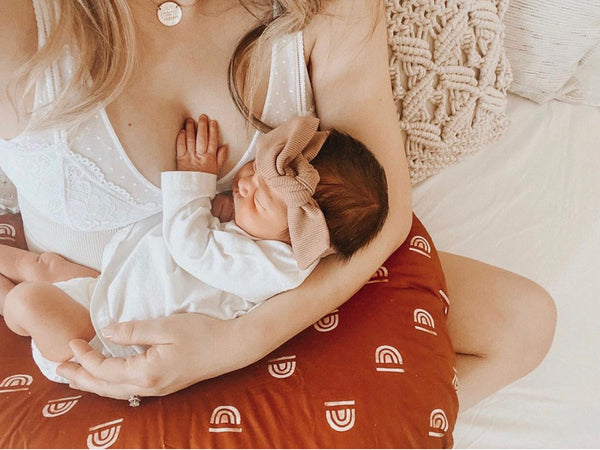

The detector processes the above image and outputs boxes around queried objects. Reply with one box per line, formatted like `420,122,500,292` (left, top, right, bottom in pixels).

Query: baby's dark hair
311,130,389,261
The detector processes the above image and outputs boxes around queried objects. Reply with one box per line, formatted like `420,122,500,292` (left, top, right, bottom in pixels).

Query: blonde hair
15,0,325,132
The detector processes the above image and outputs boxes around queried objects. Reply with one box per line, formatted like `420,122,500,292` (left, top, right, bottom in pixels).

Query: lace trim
7,134,160,212
67,151,159,211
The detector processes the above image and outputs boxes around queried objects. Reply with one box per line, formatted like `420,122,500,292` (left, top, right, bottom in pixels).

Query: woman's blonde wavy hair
15,0,324,132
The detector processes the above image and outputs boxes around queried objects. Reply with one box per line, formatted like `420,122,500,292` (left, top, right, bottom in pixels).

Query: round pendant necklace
156,1,183,26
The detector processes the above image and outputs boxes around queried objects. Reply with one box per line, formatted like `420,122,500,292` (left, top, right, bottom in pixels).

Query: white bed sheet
413,93,600,448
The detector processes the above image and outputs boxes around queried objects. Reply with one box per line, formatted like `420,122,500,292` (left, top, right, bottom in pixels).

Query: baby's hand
211,192,235,222
176,115,228,174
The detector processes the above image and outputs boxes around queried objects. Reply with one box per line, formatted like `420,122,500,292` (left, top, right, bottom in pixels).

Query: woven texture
503,0,600,105
386,0,512,184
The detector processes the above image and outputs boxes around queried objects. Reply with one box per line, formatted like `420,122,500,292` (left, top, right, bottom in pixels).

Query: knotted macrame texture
386,0,513,184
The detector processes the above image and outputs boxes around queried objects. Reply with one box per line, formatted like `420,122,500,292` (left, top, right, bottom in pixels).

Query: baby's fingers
185,118,196,154
216,145,228,171
205,120,219,155
176,129,187,158
195,115,208,154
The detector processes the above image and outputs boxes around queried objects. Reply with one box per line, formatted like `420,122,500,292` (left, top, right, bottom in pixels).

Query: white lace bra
0,0,314,270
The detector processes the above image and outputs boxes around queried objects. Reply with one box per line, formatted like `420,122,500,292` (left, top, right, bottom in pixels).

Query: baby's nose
237,176,255,197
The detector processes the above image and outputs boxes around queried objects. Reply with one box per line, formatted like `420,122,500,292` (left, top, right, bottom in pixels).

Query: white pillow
386,0,512,184
503,0,600,104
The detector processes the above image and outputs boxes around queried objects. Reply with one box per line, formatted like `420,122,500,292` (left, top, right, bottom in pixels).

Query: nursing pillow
0,214,458,448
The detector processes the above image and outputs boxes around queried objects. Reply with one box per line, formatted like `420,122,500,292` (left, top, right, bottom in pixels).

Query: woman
0,0,555,412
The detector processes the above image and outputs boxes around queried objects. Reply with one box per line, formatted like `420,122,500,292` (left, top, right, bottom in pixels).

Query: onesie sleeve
161,171,314,303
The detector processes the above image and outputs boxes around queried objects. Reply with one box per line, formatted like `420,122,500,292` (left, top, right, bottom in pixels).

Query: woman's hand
56,313,253,399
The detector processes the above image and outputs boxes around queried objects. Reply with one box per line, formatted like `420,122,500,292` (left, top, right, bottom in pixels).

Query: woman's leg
3,281,95,362
439,252,557,411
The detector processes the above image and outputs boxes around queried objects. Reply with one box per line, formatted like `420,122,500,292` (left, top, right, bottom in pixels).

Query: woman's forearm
238,207,412,363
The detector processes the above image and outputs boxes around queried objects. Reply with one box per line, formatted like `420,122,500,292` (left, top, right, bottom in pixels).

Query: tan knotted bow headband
255,116,331,269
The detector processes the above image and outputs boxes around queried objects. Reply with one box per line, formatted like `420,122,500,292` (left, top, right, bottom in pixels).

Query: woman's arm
57,0,413,397
0,0,36,140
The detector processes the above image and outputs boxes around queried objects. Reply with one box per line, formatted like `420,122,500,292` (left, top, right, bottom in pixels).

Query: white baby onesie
34,170,315,382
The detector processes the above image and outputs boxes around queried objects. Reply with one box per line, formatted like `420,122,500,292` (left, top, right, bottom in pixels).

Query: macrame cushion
0,214,458,448
386,0,512,185
503,0,600,105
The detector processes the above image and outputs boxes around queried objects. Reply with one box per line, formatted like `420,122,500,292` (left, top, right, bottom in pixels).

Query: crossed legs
440,252,557,410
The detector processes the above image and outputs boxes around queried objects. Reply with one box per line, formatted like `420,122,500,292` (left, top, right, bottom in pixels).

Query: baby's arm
165,117,310,302
0,244,99,311
3,281,94,362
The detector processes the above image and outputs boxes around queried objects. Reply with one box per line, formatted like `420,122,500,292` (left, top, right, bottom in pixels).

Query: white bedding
413,93,600,448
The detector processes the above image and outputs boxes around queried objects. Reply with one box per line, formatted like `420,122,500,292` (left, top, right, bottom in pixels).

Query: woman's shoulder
0,0,37,67
303,0,383,55
0,0,36,138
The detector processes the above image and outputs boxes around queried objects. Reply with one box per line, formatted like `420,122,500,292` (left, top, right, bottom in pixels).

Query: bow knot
255,116,331,269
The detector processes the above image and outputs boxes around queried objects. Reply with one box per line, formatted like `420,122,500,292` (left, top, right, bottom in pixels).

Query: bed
415,93,600,448
1,0,599,447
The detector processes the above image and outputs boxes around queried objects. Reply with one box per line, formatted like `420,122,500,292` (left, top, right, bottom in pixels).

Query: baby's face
232,161,289,242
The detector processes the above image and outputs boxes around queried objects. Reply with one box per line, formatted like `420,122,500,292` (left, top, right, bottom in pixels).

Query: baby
2,115,389,383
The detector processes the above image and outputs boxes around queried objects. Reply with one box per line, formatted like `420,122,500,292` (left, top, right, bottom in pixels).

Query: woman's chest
106,74,262,188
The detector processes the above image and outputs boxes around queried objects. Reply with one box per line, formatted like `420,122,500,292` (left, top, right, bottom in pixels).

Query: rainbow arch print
438,289,450,316
452,367,459,391
366,265,389,284
413,308,437,335
86,418,123,449
428,409,449,438
0,223,16,241
209,405,242,433
42,395,82,418
409,235,432,258
0,374,33,393
375,345,405,373
313,309,339,332
267,355,297,379
324,400,356,432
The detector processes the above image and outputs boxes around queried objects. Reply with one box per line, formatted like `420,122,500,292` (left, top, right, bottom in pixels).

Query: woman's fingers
101,318,172,346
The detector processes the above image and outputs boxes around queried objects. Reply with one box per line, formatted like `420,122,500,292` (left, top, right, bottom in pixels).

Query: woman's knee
488,275,557,376
514,280,557,365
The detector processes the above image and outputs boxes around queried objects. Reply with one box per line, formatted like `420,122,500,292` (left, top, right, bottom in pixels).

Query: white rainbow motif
366,266,389,284
42,395,82,418
375,345,405,373
438,289,450,316
409,235,432,258
86,418,123,449
324,400,356,432
428,409,449,438
452,367,459,391
0,223,16,241
313,309,339,332
413,309,437,335
209,405,242,433
0,374,33,393
267,355,296,379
